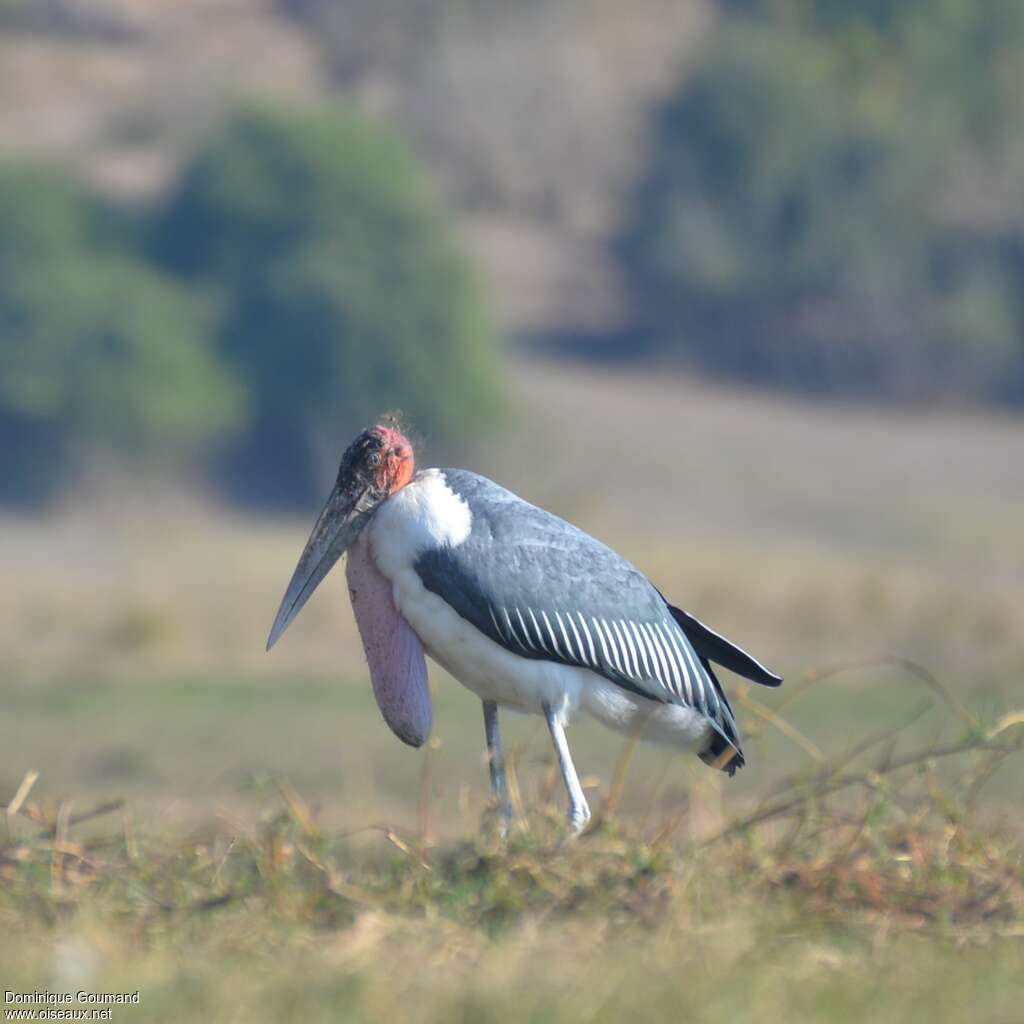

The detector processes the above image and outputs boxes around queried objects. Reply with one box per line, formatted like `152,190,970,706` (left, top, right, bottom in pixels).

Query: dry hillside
0,0,709,331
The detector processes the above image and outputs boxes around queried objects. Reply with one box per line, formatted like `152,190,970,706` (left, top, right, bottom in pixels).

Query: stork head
266,422,415,650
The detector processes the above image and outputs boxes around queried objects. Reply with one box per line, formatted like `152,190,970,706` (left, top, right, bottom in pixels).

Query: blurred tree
618,12,1024,402
156,104,499,506
0,166,239,504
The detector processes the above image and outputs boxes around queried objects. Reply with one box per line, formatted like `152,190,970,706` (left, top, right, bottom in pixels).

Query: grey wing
413,471,742,761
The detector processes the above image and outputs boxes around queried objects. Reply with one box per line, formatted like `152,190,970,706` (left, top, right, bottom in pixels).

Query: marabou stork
267,422,782,833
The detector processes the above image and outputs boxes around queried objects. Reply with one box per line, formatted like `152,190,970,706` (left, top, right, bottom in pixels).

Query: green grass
2,714,1022,1023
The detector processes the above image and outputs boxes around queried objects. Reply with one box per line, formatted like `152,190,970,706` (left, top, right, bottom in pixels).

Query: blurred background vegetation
2,0,1024,507
0,98,496,505
620,0,1024,401
155,105,497,505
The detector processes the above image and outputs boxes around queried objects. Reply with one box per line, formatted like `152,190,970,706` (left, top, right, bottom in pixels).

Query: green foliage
0,104,499,507
619,5,1024,401
157,105,499,504
0,166,239,503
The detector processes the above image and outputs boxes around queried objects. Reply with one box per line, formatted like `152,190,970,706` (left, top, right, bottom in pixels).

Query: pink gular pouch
345,535,432,747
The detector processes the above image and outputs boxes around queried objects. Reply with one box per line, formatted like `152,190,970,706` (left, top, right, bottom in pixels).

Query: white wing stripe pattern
614,620,640,679
669,624,704,710
589,616,612,667
654,622,685,698
606,619,626,674
659,622,689,701
601,619,623,674
527,608,547,653
652,624,680,698
515,608,537,651
678,627,708,709
589,618,610,667
500,607,516,647
659,625,690,705
614,622,638,679
641,623,671,694
640,624,664,684
563,611,588,666
602,618,629,677
540,610,563,658
627,620,654,679
633,622,655,678
554,611,576,662
674,622,711,712
576,612,598,666
663,623,694,704
600,617,627,675
492,603,720,721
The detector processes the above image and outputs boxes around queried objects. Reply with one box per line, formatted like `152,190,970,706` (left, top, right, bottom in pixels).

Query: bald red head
371,423,415,494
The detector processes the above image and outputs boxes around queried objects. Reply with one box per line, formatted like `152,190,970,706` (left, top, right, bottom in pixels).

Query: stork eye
368,452,381,467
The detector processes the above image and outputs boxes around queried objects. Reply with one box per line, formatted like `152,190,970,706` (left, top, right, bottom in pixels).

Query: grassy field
2,356,1023,1020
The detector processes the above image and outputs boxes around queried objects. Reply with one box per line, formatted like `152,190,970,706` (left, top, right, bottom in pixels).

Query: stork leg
482,700,513,832
542,701,591,834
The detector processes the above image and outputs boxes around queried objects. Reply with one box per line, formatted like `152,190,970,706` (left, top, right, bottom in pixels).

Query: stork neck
369,469,473,575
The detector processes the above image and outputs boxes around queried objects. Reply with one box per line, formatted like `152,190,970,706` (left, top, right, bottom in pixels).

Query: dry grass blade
602,727,643,819
4,770,39,843
4,770,39,823
61,800,125,833
505,747,527,832
385,829,431,870
277,780,319,838
989,711,1024,738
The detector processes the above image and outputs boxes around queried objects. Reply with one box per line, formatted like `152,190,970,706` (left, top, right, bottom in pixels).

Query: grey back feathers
413,471,763,773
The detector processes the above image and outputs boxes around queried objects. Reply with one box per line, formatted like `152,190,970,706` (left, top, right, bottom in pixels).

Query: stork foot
567,797,591,836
